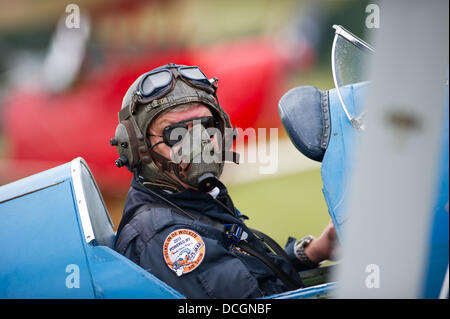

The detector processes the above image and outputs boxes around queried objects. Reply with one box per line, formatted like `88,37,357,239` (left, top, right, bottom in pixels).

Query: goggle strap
131,92,140,114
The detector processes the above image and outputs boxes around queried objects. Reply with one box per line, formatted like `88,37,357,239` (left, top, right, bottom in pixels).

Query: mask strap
144,144,188,191
150,140,165,149
145,136,172,171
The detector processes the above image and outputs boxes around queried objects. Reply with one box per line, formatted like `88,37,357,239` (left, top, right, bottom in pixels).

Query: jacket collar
125,176,242,225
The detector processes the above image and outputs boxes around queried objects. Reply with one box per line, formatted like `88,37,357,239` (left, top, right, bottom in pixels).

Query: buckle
225,224,248,244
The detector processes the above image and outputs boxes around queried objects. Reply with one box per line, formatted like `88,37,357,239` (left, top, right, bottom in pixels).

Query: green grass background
227,168,330,247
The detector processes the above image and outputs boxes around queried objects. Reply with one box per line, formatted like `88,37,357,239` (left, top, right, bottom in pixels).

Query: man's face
148,104,214,159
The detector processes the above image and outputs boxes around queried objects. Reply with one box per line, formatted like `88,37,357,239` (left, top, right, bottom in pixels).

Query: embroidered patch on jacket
163,229,205,277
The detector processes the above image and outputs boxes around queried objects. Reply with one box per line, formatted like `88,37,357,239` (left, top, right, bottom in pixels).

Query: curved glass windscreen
331,25,375,130
80,162,114,247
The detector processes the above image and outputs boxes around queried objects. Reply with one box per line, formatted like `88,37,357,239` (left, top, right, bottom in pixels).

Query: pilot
112,63,337,298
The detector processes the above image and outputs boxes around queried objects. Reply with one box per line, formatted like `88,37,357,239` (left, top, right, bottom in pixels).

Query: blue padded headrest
278,86,331,162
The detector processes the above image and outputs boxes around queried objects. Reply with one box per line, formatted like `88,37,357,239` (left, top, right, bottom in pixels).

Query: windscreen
331,25,375,130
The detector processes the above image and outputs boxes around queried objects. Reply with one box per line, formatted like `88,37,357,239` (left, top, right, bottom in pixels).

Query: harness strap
250,228,292,262
209,194,304,288
248,228,304,289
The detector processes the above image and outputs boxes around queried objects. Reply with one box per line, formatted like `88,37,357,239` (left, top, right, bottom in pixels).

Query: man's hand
303,220,339,264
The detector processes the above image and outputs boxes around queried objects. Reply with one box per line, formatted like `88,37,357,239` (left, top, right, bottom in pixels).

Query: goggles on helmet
149,116,219,148
134,65,217,106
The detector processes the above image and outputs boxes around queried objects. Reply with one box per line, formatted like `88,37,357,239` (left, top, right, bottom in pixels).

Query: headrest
278,86,331,162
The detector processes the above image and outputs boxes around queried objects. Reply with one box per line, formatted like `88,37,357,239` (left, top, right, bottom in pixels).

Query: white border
71,157,95,243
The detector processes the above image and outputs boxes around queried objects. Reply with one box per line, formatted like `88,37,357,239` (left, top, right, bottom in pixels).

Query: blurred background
0,0,372,246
